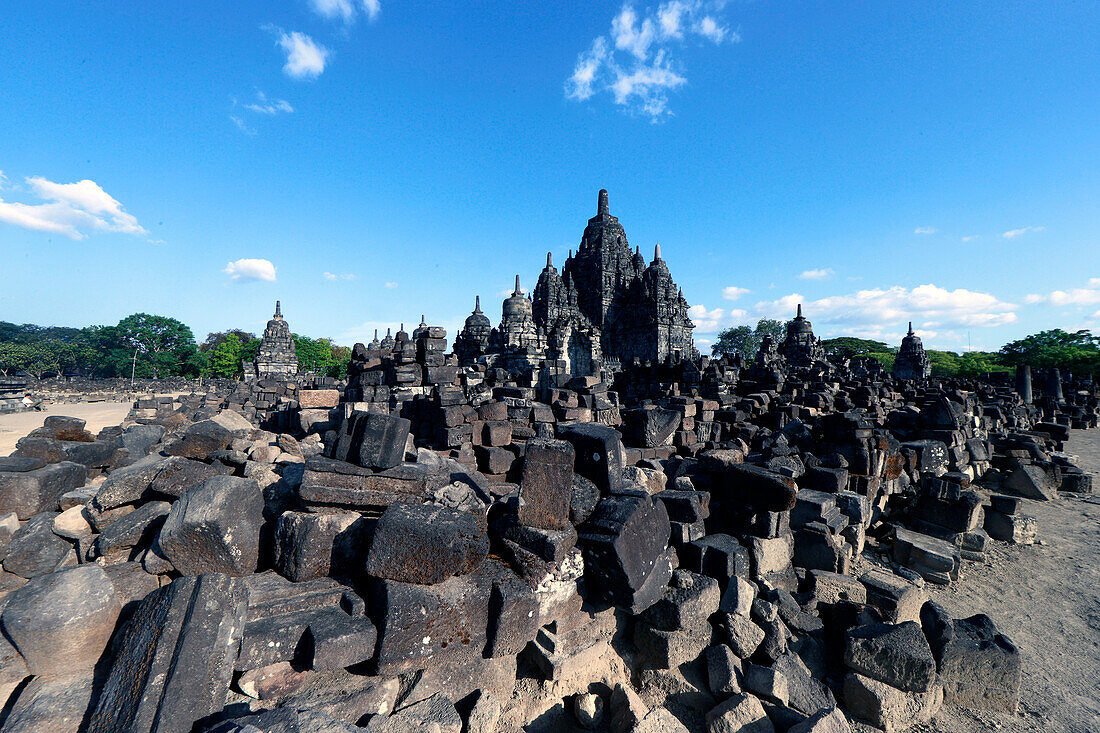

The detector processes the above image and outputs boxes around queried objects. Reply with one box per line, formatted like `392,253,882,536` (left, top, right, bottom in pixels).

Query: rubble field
0,308,1096,733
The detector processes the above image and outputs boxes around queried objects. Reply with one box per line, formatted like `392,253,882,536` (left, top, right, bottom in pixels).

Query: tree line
711,320,1100,378
0,315,351,380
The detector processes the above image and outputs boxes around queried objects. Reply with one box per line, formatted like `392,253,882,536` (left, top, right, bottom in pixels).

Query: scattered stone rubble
0,302,1097,732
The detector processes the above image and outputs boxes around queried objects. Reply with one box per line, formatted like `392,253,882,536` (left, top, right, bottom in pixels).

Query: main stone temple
455,189,696,377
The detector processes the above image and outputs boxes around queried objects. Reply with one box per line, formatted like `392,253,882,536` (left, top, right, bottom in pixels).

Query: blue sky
1,1,1098,353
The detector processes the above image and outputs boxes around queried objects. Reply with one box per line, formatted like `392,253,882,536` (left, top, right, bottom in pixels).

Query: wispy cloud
0,175,148,240
961,235,979,242
229,115,256,135
722,286,751,301
224,258,277,282
914,226,936,235
566,1,738,121
384,281,398,289
1002,226,1044,239
269,28,329,79
0,171,7,190
245,91,294,115
798,268,834,281
323,272,356,281
309,0,380,23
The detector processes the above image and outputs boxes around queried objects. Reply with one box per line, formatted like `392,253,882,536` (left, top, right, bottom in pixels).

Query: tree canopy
711,319,784,360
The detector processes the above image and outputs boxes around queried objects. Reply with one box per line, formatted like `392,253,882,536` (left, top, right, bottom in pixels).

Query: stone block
705,692,774,733
274,511,368,582
518,439,575,530
842,672,942,733
157,475,263,577
298,389,341,409
1,564,121,676
365,503,488,584
578,492,672,613
87,574,249,733
844,621,936,692
558,423,625,494
0,461,87,519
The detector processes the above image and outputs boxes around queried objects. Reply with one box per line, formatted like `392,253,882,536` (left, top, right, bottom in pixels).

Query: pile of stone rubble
0,327,1095,733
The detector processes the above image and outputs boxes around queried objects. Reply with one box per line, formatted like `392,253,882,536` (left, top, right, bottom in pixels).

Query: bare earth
917,428,1100,733
0,401,133,456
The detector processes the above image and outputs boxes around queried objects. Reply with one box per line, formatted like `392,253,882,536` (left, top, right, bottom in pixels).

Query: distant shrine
893,322,932,380
247,301,298,378
455,189,697,377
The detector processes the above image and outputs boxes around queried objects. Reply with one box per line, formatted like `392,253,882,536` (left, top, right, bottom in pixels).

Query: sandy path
0,401,134,456
918,429,1100,733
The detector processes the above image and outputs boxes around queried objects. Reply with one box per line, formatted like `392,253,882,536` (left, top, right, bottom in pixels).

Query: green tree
327,344,352,378
999,329,1100,376
112,314,200,379
200,330,257,354
0,341,59,378
209,334,245,378
293,334,336,374
926,350,962,377
711,319,785,360
821,337,892,360
861,351,897,371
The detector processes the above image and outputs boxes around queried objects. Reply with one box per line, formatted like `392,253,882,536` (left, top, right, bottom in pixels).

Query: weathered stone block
518,439,575,530
158,475,263,576
1,564,121,676
87,573,249,733
366,503,488,584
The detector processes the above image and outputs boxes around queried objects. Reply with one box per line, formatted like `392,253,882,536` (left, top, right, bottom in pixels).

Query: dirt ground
914,428,1100,733
0,401,133,456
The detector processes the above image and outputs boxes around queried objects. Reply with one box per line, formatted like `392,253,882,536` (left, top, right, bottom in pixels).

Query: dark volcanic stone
844,621,937,693
157,475,264,576
365,503,488,584
2,512,72,578
87,573,249,733
518,439,575,530
1,563,121,676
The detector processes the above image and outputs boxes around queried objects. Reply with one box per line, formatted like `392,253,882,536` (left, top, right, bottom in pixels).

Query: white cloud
694,16,730,43
753,284,1018,330
961,235,978,242
1002,226,1044,239
567,37,609,101
609,50,685,118
722,286,751,301
384,281,398,289
273,30,329,79
229,115,256,135
1049,288,1100,307
309,0,380,23
914,226,936,235
798,268,834,280
1025,278,1100,308
0,175,148,240
565,1,738,121
323,272,355,281
0,171,7,190
244,91,294,115
224,258,277,282
687,304,725,332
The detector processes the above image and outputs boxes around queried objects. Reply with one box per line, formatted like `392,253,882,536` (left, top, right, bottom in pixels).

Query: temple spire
513,274,522,296
547,252,553,268
274,300,282,318
654,242,662,261
598,188,609,216
474,295,482,313
374,329,378,339
908,321,914,336
420,314,426,327
797,303,803,318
